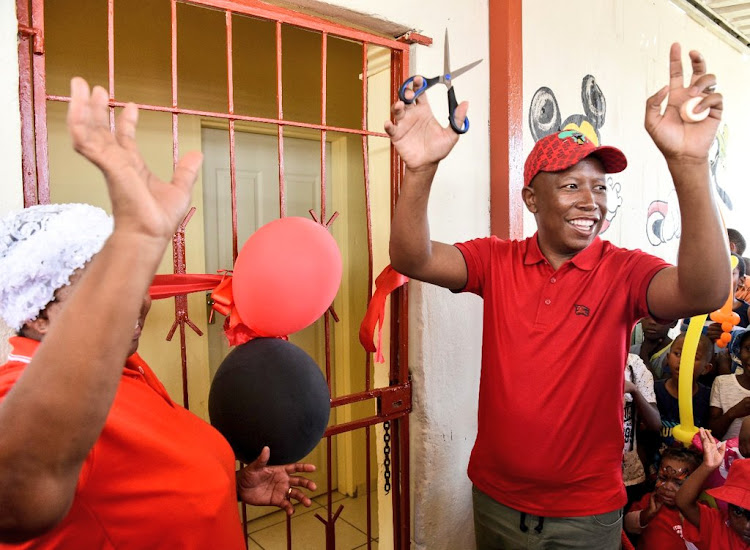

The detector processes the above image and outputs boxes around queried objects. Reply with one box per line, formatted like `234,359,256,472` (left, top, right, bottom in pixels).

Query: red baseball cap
524,130,627,187
707,458,750,509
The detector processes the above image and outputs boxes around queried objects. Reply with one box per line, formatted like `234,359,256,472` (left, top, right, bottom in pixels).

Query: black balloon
209,338,331,465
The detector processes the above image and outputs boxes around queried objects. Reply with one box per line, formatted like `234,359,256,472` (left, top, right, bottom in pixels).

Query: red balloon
232,217,342,337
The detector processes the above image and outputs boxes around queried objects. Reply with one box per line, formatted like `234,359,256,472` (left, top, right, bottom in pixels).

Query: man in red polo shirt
386,44,730,548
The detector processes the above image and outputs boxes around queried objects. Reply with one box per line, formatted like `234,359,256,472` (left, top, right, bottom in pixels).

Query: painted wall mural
646,125,731,246
528,75,622,233
529,76,733,245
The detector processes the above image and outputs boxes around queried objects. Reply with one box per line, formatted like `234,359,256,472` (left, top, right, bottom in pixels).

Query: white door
201,127,335,516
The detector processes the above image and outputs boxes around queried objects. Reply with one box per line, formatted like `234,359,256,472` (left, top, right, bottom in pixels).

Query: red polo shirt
0,337,245,549
455,235,669,516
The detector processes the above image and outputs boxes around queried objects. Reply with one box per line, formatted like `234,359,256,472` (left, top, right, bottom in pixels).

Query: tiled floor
246,491,379,550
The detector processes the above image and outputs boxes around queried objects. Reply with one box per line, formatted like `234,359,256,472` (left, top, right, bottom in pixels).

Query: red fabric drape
359,265,408,363
149,273,270,346
149,274,224,299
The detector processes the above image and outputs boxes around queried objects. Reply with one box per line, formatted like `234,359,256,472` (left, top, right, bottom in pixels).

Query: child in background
623,353,661,508
715,326,749,377
710,329,750,440
625,446,702,549
655,332,713,447
631,316,678,380
707,254,749,329
676,428,750,549
680,254,747,382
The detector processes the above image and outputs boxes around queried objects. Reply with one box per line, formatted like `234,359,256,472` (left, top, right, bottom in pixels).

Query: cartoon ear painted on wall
559,75,606,146
528,86,561,142
581,75,606,130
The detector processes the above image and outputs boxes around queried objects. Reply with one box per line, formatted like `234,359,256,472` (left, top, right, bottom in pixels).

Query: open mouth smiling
568,218,599,232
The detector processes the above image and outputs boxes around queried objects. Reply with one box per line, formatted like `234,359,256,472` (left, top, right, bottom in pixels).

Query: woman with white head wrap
0,79,315,547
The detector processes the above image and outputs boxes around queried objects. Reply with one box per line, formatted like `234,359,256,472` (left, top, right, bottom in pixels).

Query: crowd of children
623,229,750,549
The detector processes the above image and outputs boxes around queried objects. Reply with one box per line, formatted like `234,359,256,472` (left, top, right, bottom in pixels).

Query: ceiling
682,0,750,47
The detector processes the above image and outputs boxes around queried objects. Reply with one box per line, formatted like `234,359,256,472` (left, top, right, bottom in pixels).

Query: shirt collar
8,335,38,363
7,336,148,375
7,336,174,406
524,233,604,271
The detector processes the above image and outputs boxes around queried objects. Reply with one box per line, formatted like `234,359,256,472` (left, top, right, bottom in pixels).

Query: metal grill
16,1,414,547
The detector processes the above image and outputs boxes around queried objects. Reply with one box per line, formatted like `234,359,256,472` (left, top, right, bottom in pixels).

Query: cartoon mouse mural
528,75,622,232
646,125,731,246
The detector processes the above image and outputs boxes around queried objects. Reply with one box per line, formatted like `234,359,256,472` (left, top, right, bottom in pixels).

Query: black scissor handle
447,87,469,134
399,75,440,104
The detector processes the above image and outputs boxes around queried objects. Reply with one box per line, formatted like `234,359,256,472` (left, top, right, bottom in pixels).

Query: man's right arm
385,78,470,290
389,165,467,289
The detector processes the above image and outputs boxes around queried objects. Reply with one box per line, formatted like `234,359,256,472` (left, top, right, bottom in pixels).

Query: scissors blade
448,58,483,81
443,28,451,77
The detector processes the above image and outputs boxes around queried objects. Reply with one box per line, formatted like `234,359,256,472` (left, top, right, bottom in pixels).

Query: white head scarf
0,203,113,330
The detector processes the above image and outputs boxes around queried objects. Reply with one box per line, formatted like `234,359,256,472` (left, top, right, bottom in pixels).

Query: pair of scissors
398,29,482,134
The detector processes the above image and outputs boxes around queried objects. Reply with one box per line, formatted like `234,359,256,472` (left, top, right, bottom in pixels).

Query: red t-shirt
683,503,750,550
629,492,687,549
455,235,668,516
0,337,245,549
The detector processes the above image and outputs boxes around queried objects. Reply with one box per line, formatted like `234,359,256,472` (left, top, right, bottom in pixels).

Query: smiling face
522,156,607,269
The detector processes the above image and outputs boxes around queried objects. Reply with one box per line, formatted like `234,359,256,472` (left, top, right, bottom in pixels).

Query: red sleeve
628,492,653,514
454,237,494,296
682,502,723,546
624,249,671,323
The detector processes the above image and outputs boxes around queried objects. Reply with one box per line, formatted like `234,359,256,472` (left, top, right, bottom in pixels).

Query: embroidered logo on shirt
574,304,590,316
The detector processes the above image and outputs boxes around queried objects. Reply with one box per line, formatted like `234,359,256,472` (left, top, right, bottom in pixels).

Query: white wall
0,0,23,361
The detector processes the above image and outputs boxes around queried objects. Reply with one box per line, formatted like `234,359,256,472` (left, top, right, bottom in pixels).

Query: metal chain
383,420,391,495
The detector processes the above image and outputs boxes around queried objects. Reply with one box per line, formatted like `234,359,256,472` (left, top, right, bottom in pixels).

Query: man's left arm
643,44,730,321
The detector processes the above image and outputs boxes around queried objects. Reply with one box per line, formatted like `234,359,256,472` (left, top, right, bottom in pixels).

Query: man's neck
538,245,579,271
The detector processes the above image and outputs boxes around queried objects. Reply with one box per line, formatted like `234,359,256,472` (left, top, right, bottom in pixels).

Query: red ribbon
149,274,224,299
148,272,274,346
359,265,409,363
209,273,280,346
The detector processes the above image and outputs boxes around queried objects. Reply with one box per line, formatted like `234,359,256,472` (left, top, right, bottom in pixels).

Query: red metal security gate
17,0,414,547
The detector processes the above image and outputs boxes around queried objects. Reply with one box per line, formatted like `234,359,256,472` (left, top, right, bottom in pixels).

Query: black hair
661,446,702,471
672,332,714,361
733,253,746,279
728,228,747,256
